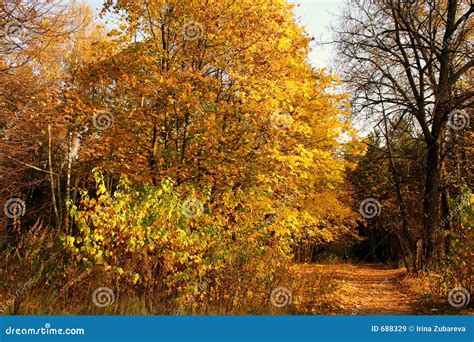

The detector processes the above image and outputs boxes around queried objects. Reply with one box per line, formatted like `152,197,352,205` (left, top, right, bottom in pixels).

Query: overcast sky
83,0,345,69
292,0,345,69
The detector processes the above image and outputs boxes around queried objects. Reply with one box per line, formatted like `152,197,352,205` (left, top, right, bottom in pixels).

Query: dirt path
293,263,423,315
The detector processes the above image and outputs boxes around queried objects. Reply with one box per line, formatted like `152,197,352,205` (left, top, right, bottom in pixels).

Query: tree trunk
382,113,416,272
422,139,441,269
395,232,410,272
48,124,60,227
440,185,451,258
65,131,73,234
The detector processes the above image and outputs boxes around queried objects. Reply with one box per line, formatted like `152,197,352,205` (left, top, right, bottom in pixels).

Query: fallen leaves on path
292,263,423,315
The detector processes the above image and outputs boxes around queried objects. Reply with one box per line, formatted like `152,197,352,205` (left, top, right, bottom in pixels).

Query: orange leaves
57,0,364,306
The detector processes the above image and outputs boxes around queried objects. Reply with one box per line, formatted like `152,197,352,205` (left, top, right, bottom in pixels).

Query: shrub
63,170,291,314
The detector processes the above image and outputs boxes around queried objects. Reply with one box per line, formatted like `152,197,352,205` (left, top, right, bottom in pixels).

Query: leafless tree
334,0,473,269
0,1,90,233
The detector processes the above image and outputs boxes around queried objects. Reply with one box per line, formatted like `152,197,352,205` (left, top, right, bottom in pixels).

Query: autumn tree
66,0,359,242
58,0,361,311
1,0,363,314
349,118,427,271
0,1,99,231
335,0,473,269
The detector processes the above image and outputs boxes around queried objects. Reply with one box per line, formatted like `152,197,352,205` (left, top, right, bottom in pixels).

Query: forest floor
292,263,439,315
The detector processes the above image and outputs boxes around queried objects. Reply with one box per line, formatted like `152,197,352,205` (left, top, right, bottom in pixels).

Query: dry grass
402,273,474,315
